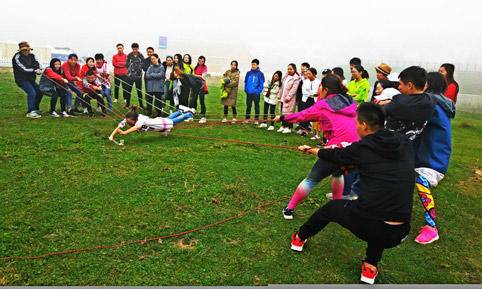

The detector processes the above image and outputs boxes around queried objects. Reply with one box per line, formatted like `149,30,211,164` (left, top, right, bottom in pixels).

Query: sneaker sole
360,275,376,285
415,235,439,245
290,244,304,252
282,209,293,220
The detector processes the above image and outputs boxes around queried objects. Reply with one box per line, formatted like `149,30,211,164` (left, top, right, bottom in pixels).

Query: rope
1,201,276,261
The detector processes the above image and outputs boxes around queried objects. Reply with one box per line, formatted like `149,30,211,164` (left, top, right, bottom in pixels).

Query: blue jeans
343,171,361,196
18,80,41,113
245,93,260,120
65,82,83,110
167,111,193,125
101,85,113,111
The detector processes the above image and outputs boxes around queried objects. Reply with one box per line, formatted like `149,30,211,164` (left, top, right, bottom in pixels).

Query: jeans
245,93,260,120
223,106,237,117
101,85,113,111
298,97,315,130
188,86,206,117
125,77,143,107
18,80,41,113
146,91,163,116
113,74,128,101
298,200,410,266
343,171,361,196
65,82,83,110
167,110,193,125
263,102,276,126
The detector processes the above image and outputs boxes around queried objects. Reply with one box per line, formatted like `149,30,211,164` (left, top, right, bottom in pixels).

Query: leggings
287,158,344,210
298,200,410,266
263,102,276,126
416,175,437,227
223,106,237,117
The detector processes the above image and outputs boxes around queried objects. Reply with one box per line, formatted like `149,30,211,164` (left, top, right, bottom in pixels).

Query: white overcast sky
1,0,482,68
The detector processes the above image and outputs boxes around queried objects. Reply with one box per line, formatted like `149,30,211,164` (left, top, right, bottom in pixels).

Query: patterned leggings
416,175,437,227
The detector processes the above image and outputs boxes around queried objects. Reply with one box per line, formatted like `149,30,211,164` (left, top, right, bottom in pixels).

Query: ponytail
321,74,348,95
125,106,139,120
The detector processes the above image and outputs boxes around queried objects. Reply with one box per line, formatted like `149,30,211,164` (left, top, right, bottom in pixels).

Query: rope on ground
1,200,276,261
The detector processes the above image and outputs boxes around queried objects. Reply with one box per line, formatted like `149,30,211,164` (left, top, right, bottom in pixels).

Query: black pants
125,77,143,107
245,93,260,120
50,88,67,112
298,97,315,131
224,106,237,117
83,92,106,114
179,85,190,107
188,86,206,117
146,91,163,116
263,102,276,126
113,74,128,101
298,200,410,266
280,103,293,128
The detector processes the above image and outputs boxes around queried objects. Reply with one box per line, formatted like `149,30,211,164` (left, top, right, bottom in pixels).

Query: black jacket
142,57,152,73
180,74,203,90
317,129,415,222
12,52,40,84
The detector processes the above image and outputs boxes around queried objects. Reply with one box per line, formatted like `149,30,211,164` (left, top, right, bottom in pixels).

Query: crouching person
39,58,71,117
290,102,414,284
82,70,106,116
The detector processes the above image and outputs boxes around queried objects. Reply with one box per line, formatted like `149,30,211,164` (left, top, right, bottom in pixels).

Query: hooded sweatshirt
281,93,360,146
244,68,265,95
318,129,415,222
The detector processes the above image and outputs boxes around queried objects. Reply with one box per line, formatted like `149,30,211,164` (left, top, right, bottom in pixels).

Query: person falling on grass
290,102,414,285
109,105,196,142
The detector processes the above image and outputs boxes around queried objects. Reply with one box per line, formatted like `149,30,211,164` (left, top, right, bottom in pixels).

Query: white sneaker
231,118,237,124
178,105,196,115
282,128,292,134
124,99,127,104
311,135,321,140
267,125,275,131
96,106,102,112
50,111,60,118
113,99,118,103
198,117,206,124
83,108,89,114
259,123,267,128
62,111,72,118
277,126,285,133
222,118,227,123
26,111,41,118
243,119,250,124
254,121,259,125
326,193,359,201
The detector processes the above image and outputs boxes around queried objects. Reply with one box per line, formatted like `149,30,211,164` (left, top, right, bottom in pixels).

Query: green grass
0,72,481,285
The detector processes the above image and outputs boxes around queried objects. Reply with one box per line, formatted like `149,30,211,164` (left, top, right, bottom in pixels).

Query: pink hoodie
283,93,360,146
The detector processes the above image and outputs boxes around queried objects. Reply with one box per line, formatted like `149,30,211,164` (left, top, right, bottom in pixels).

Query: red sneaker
360,262,378,284
290,232,306,252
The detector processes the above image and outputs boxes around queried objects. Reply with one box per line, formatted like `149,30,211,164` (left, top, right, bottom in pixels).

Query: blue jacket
244,68,265,95
414,93,456,174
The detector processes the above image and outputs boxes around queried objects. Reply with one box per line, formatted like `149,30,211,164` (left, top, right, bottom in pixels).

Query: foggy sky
2,0,482,68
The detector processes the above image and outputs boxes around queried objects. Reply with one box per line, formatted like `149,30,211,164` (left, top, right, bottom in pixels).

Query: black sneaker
282,207,294,220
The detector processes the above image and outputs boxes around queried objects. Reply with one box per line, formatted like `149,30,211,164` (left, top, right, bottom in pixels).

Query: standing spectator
145,53,166,117
260,71,282,130
296,62,310,115
277,63,301,134
371,63,392,99
193,56,208,123
61,53,84,114
12,41,42,118
349,57,362,70
95,53,113,112
173,54,183,69
221,60,240,123
112,43,128,104
298,67,321,133
126,43,145,109
244,59,265,124
39,58,70,117
332,67,348,86
347,65,370,104
439,63,459,104
142,47,155,90
163,56,175,110
180,54,194,111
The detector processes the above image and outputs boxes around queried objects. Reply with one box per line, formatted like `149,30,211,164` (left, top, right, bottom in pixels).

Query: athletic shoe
360,262,378,284
259,123,267,128
282,207,294,220
414,225,439,245
124,99,127,104
186,118,194,122
26,111,41,118
83,108,89,114
326,192,359,201
113,99,118,103
62,111,72,118
282,128,292,134
290,232,306,252
231,118,237,124
297,129,306,135
267,125,275,131
243,119,250,124
277,126,285,133
222,118,227,123
254,121,259,125
178,105,196,115
96,106,102,112
311,135,321,140
198,117,207,124
50,111,60,118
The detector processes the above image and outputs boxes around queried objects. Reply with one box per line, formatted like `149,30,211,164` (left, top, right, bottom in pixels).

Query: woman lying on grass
109,105,196,143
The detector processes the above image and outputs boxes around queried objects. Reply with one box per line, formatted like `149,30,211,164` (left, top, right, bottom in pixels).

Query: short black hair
301,62,310,68
308,67,317,76
399,66,427,90
94,53,104,60
86,69,95,76
131,43,139,49
357,102,385,130
68,53,78,60
251,59,259,65
426,72,447,94
146,46,154,51
116,43,124,48
332,67,345,80
349,57,361,66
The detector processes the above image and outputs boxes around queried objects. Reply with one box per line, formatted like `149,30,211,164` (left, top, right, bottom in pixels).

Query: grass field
0,71,481,285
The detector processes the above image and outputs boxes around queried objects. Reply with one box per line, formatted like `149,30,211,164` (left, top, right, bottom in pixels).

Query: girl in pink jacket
275,74,360,219
277,63,301,134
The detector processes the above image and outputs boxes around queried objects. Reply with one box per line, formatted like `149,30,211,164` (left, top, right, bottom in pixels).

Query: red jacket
112,53,128,76
77,64,97,88
444,82,458,104
61,62,80,82
44,67,65,84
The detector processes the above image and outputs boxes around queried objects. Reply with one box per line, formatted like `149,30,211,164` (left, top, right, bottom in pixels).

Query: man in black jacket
12,41,43,118
290,102,414,284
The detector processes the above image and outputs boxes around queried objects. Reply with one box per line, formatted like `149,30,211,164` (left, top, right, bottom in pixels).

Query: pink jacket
278,73,301,115
283,93,360,146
